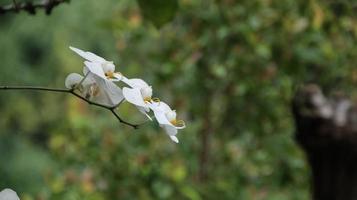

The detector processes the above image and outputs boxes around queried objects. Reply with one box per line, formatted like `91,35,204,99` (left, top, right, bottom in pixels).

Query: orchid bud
65,73,83,89
0,188,20,200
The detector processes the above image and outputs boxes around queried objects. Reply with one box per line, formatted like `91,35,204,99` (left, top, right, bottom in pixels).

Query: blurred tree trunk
198,101,213,181
195,54,215,181
293,84,357,200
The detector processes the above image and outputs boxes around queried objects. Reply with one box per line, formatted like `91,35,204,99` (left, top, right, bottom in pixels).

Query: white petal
70,46,106,63
121,77,149,89
84,61,106,79
87,75,123,106
122,87,147,107
81,75,96,87
0,188,20,200
165,110,177,122
169,135,179,143
163,124,178,136
150,101,172,113
81,81,118,107
83,65,89,75
129,78,149,88
150,101,186,129
90,87,114,106
153,109,172,126
65,73,83,89
140,86,152,99
102,62,115,74
103,80,124,105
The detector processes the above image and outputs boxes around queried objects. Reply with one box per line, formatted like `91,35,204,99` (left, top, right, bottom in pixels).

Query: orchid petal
128,78,149,88
70,46,106,63
154,101,172,113
153,110,172,126
79,80,117,107
103,80,124,105
121,77,149,89
122,87,147,107
90,87,113,106
83,65,89,75
169,135,179,143
102,62,115,74
84,61,106,79
82,76,96,86
163,124,178,136
88,75,123,106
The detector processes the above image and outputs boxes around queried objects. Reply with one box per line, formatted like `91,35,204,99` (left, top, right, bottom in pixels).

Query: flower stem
0,85,139,129
0,86,69,93
110,109,139,129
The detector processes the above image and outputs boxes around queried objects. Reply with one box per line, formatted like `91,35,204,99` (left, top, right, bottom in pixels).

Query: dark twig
110,109,139,129
0,85,139,129
0,85,70,93
0,0,69,15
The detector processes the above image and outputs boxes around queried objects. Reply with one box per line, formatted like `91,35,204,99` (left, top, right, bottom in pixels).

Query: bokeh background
0,0,356,199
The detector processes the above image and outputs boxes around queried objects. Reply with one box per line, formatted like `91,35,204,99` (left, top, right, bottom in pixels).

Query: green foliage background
0,0,356,199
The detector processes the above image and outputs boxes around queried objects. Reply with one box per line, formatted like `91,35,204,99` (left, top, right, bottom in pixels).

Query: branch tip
0,85,139,129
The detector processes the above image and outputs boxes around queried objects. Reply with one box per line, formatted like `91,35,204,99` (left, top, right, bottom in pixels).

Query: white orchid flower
69,46,122,81
0,188,20,200
65,72,123,107
121,78,159,120
149,101,186,143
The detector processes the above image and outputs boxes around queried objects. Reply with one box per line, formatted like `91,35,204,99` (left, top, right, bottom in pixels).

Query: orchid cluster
0,188,20,200
65,47,186,143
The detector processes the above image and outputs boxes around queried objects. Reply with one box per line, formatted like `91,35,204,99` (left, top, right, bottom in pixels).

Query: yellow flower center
170,119,185,128
105,71,122,79
143,97,160,104
105,71,114,79
143,97,152,103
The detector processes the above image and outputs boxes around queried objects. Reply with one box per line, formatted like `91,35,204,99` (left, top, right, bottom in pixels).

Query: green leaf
137,0,178,28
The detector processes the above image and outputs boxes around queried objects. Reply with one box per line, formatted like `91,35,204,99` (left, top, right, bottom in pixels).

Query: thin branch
110,109,139,129
0,85,69,93
0,85,139,129
0,0,70,15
